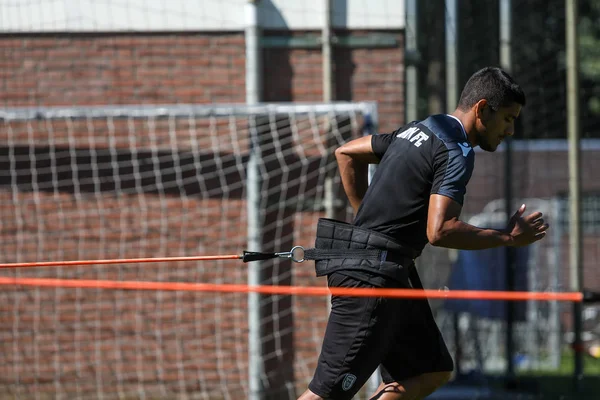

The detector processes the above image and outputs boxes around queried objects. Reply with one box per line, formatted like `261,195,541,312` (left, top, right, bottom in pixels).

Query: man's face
475,101,522,152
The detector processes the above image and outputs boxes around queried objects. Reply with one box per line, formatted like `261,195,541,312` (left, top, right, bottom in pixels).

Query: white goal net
0,102,377,399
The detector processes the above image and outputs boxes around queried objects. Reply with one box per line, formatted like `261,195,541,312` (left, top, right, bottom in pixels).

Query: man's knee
430,370,452,385
297,389,324,400
419,371,452,395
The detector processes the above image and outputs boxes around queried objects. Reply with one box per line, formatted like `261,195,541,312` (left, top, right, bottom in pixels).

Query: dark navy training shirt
353,114,475,253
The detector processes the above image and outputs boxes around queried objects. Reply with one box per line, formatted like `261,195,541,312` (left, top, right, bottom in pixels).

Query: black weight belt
310,218,419,282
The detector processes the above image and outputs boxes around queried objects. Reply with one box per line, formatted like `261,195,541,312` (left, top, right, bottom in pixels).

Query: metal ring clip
275,246,305,263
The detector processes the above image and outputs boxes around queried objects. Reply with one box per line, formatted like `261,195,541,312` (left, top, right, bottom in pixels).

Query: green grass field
507,350,600,399
442,350,600,399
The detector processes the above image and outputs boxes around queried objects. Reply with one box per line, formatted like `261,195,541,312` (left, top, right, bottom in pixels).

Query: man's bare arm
334,136,381,213
427,194,549,249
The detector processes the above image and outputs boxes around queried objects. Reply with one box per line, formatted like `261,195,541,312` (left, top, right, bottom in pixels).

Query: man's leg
368,371,452,400
298,370,452,400
370,268,454,400
300,273,399,400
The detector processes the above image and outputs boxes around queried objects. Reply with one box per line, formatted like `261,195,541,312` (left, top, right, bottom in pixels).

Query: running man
298,67,549,400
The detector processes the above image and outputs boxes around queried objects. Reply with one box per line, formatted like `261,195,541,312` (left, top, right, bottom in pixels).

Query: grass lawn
520,351,600,399
446,350,600,399
502,350,600,399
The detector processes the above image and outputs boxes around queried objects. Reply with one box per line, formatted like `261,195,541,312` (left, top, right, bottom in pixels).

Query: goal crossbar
0,102,378,120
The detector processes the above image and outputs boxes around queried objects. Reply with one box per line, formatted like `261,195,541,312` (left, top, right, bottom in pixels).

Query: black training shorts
308,268,454,399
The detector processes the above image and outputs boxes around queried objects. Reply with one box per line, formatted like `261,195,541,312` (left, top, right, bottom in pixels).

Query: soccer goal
0,102,377,399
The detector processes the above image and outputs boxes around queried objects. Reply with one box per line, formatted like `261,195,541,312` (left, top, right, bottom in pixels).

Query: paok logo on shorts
341,373,357,391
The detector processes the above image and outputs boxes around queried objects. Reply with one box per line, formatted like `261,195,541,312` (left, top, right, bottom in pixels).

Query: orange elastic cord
0,255,242,269
0,276,584,302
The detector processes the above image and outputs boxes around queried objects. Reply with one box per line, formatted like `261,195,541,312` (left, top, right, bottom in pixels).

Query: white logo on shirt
457,142,472,157
396,126,429,147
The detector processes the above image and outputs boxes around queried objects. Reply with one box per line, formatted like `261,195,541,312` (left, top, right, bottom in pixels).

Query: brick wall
263,30,405,133
0,31,404,129
0,34,247,106
0,30,404,398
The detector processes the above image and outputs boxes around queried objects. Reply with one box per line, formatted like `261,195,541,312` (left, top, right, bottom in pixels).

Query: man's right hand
507,204,549,247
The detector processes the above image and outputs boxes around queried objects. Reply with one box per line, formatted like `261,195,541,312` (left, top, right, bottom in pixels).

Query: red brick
0,29,410,398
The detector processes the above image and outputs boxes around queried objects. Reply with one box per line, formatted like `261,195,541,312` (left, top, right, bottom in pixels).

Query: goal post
0,101,377,399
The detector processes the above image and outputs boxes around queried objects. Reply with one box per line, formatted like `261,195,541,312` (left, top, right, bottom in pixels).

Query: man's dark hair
457,67,526,111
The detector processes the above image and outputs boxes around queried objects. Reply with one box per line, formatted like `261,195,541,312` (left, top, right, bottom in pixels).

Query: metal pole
323,0,338,220
445,0,463,378
566,0,583,391
445,0,458,112
366,103,380,184
246,1,263,399
499,0,511,68
499,0,516,382
550,198,562,369
322,0,333,104
405,0,418,123
246,0,262,105
504,139,516,380
364,102,381,397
